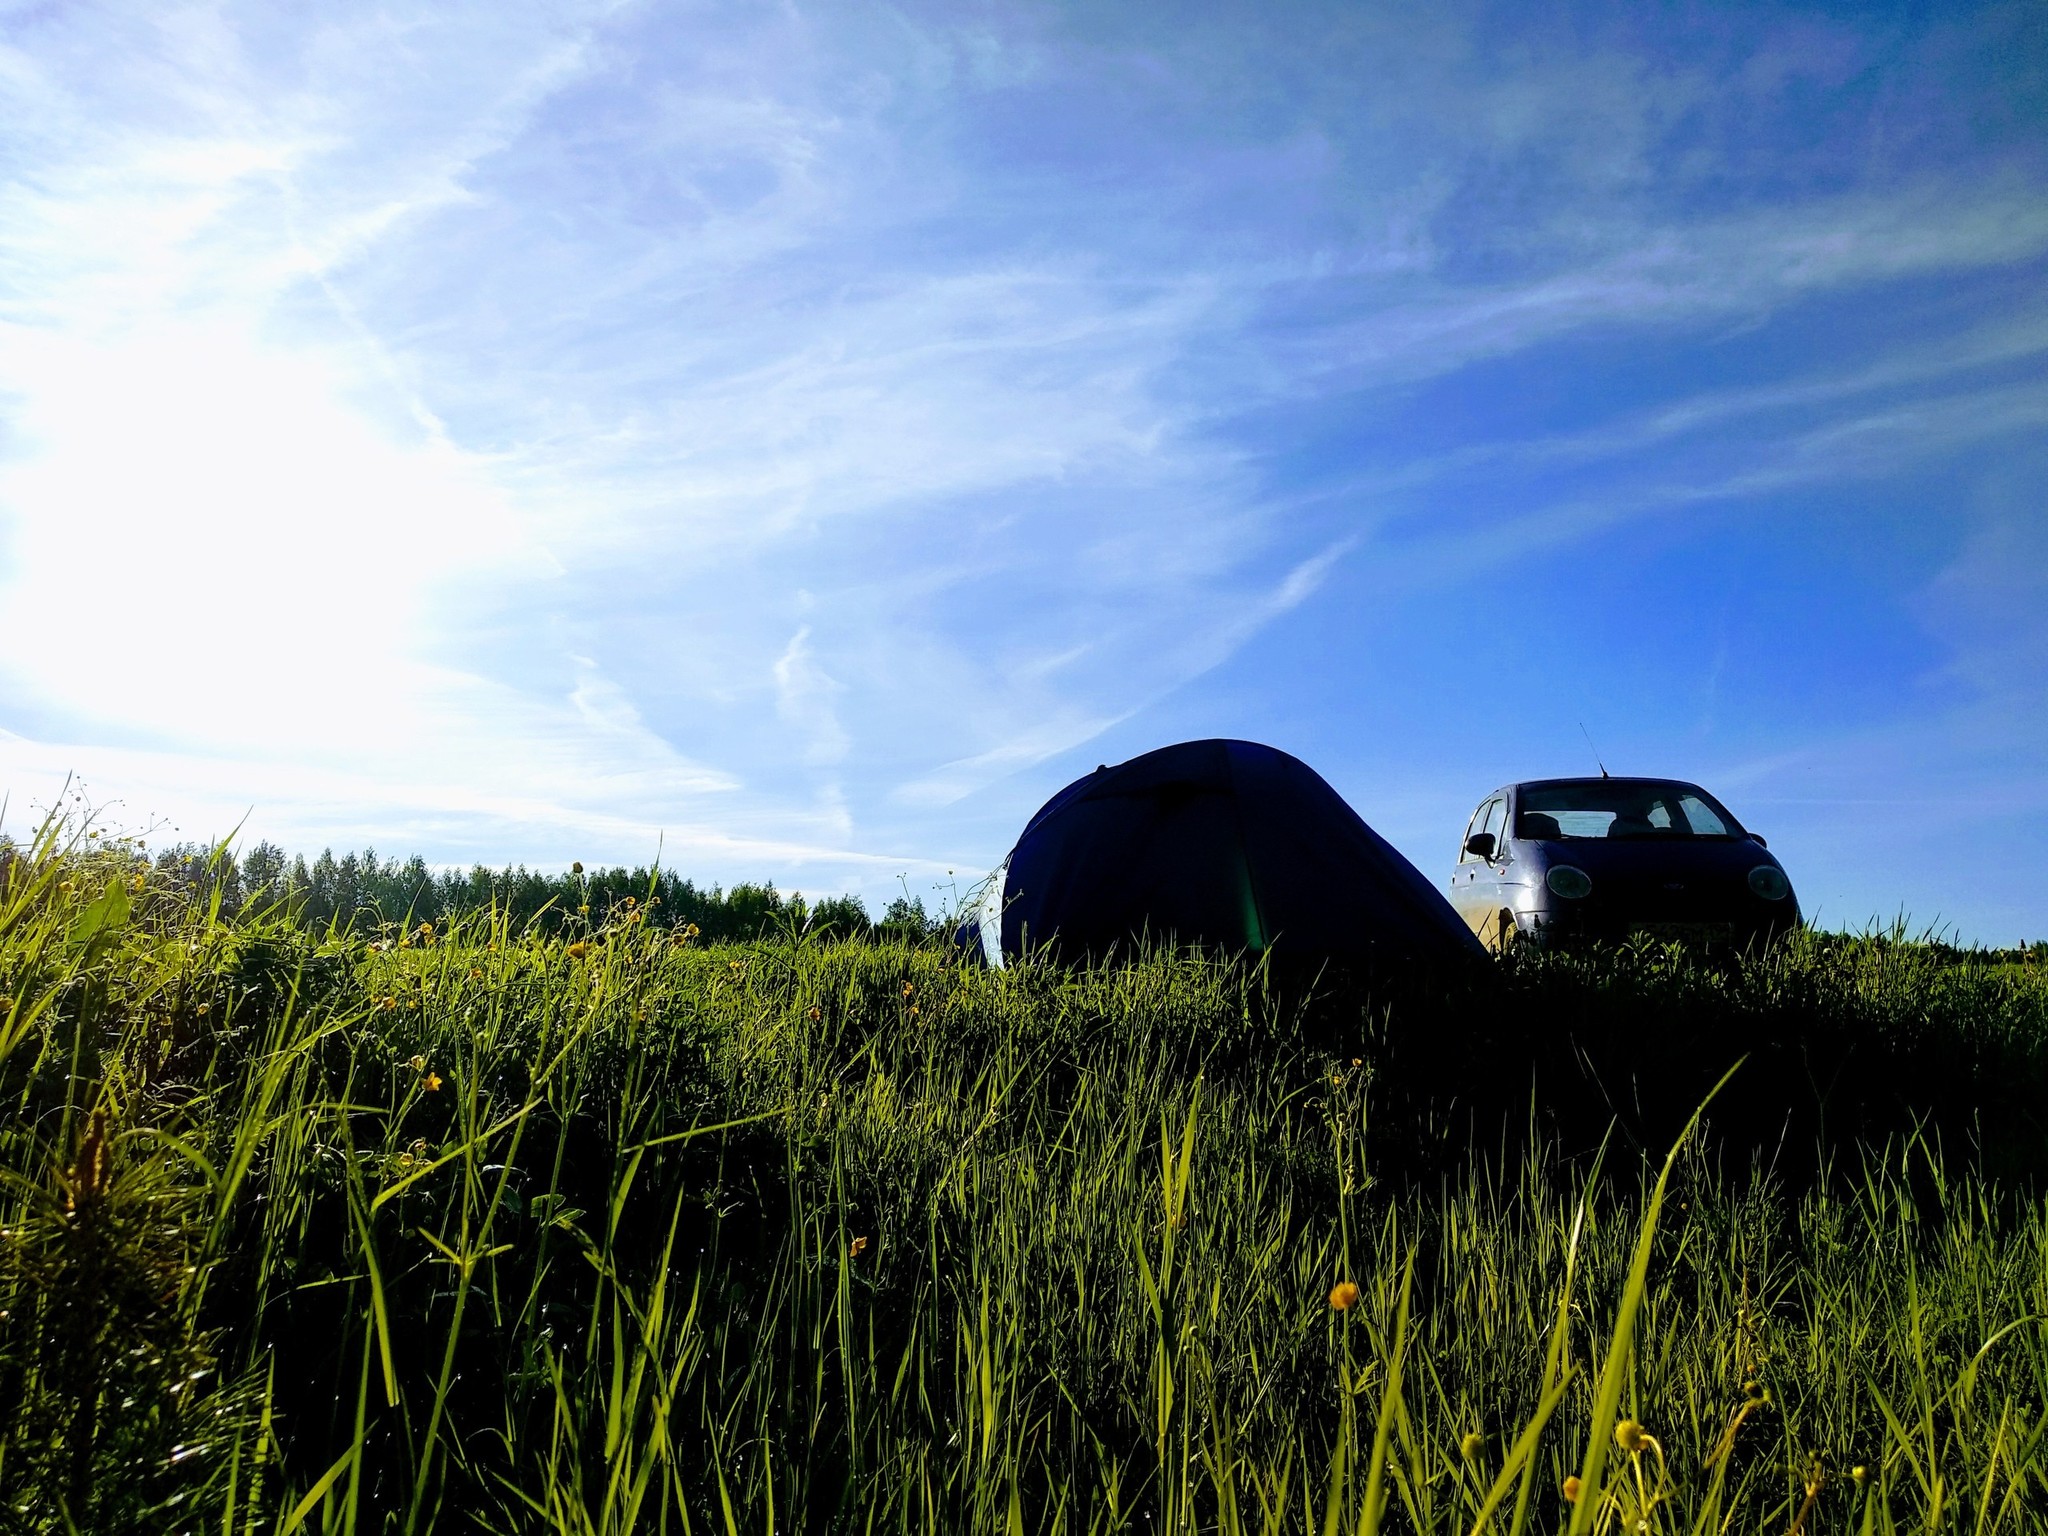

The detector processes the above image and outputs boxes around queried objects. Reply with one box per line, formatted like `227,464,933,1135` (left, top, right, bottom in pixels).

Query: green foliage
139,838,892,942
2,812,2048,1532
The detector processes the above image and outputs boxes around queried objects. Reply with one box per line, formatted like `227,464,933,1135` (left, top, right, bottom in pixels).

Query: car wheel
1489,909,1517,952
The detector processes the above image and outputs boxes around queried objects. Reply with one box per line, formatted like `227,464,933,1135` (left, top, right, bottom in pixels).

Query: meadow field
4,819,2048,1534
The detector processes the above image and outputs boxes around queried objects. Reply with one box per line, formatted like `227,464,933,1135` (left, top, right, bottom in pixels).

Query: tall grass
3,815,2047,1532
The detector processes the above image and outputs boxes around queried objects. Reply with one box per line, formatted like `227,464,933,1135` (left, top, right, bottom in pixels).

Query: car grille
1530,868,1781,945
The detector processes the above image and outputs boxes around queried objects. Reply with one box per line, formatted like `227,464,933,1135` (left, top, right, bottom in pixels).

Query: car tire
1489,909,1516,953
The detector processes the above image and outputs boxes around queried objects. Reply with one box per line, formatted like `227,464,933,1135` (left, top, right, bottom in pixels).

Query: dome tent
984,739,1482,968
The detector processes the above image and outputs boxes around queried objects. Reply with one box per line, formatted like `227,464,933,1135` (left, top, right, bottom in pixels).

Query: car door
1450,794,1505,938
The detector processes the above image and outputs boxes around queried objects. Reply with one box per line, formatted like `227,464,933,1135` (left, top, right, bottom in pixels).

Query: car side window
1461,796,1505,862
1677,794,1730,836
1458,800,1492,862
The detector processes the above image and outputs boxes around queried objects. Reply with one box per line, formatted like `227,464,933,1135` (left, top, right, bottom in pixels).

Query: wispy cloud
0,0,2041,930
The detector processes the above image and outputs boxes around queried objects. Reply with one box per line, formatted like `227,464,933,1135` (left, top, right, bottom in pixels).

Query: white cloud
0,0,2039,936
772,625,848,766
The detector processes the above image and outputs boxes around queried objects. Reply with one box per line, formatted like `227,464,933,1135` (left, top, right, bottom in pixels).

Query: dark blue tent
989,739,1482,967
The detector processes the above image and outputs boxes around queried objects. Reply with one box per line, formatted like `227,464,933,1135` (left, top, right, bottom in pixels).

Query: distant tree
807,894,871,938
133,841,881,943
877,894,938,943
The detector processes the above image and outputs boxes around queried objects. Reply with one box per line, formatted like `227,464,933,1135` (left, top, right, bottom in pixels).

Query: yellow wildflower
849,1235,869,1258
424,1072,442,1092
1328,1281,1359,1312
566,942,590,960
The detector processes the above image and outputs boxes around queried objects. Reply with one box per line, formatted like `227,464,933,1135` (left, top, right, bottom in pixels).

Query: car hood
1517,837,1782,880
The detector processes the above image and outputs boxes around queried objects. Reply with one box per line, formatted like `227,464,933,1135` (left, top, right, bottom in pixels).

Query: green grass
4,818,2048,1533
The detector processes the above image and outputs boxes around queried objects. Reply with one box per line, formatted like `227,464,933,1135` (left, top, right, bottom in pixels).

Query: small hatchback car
1449,776,1799,951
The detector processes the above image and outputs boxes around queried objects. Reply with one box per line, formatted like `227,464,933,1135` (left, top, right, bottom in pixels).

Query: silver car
1450,776,1799,951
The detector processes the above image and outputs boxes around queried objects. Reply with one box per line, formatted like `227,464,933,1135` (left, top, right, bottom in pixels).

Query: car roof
1505,776,1712,795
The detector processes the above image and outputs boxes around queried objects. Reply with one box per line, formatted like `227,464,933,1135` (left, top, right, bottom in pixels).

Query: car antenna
1579,722,1610,778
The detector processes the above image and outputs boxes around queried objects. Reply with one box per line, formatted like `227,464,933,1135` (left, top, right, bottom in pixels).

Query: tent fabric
995,739,1483,966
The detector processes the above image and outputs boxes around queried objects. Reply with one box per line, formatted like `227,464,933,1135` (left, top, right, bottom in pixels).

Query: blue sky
1,1,2044,941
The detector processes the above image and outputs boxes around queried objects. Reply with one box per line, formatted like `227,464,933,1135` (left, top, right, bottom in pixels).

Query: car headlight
1546,865,1592,900
1747,865,1791,901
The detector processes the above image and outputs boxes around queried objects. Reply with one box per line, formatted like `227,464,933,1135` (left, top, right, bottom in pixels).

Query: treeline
142,841,941,942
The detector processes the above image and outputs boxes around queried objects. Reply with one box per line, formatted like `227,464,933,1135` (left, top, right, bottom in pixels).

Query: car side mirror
1464,832,1496,860
1750,832,1768,848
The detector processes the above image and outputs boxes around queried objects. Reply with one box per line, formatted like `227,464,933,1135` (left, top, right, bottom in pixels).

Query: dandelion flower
383,997,398,1011
1460,1432,1483,1461
1562,1476,1581,1503
566,942,590,960
849,1235,869,1258
470,968,483,979
1328,1281,1360,1311
1615,1418,1647,1454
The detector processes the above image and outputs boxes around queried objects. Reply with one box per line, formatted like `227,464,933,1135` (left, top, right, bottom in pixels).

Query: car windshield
1515,781,1740,841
